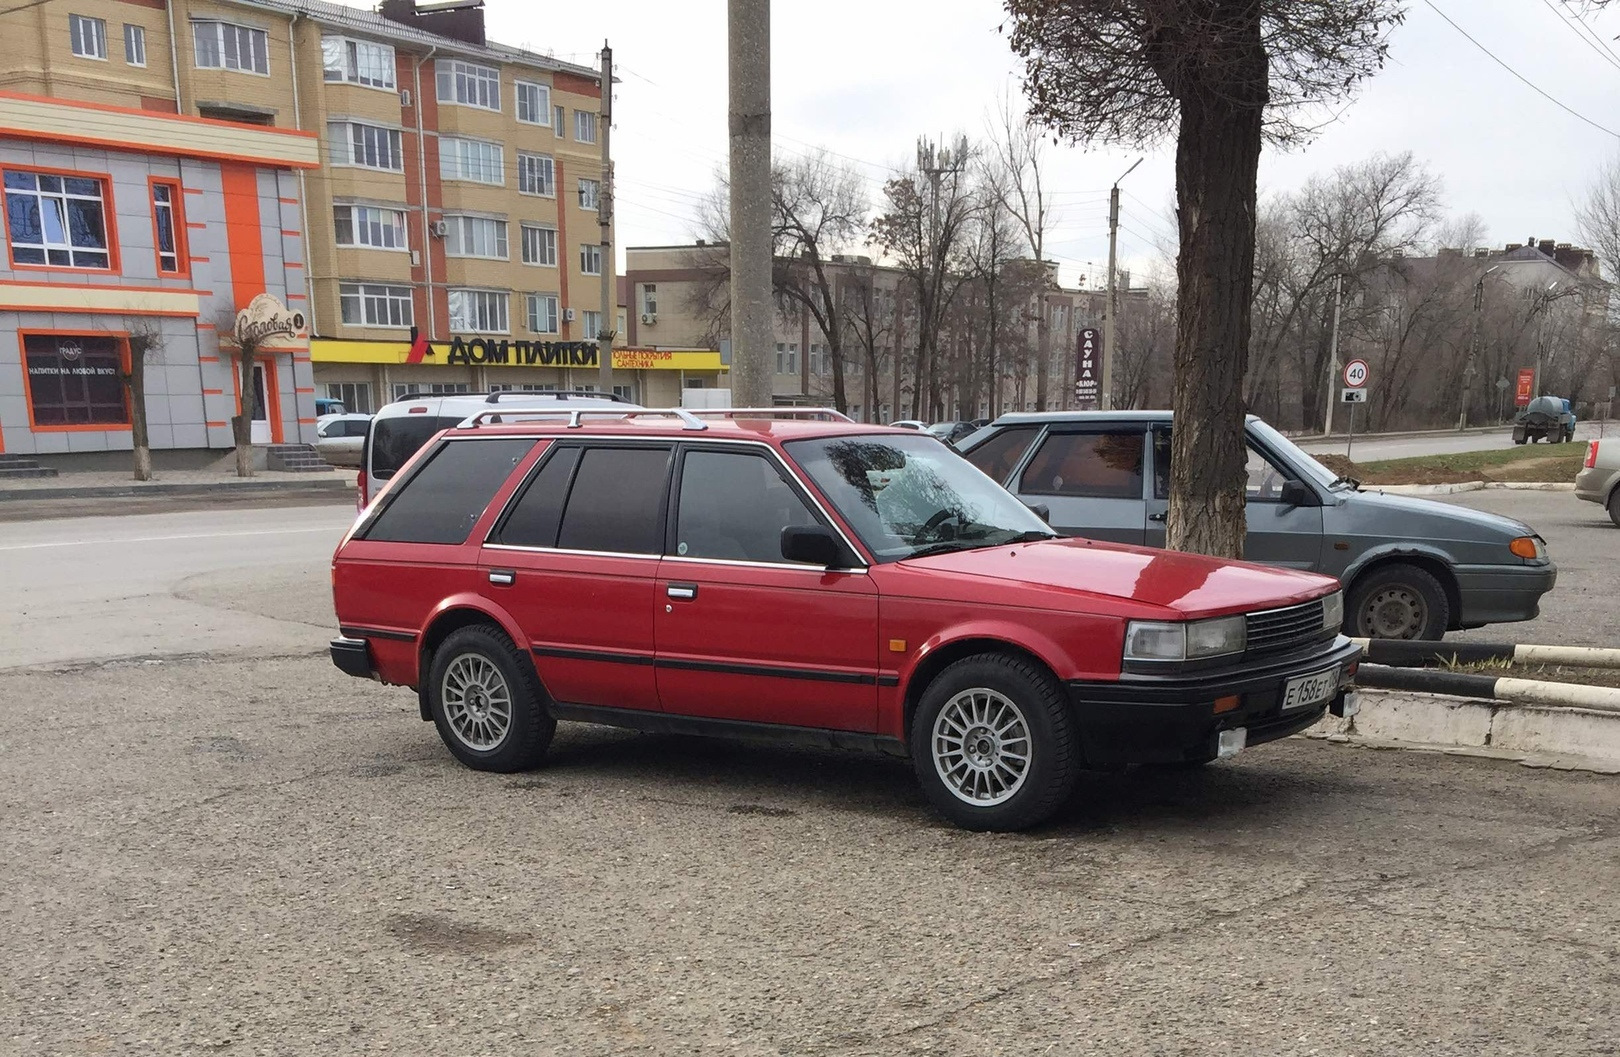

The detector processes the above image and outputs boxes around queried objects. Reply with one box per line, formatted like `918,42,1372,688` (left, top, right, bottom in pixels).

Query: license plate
1281,666,1339,711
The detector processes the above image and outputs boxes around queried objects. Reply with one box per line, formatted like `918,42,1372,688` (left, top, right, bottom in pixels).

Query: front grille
1245,599,1327,657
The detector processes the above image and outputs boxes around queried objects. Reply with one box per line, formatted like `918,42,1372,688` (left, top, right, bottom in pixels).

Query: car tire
426,624,554,772
909,653,1079,832
1607,489,1620,529
1346,564,1450,641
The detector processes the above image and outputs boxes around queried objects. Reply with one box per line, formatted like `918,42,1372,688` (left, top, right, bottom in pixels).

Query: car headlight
1321,590,1344,631
1124,614,1246,663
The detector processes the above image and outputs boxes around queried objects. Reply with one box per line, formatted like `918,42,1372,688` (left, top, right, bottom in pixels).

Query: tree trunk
1166,92,1263,559
128,356,152,482
234,346,257,478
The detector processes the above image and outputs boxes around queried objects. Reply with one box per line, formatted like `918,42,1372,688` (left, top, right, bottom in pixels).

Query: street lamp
1100,157,1143,411
1459,264,1499,430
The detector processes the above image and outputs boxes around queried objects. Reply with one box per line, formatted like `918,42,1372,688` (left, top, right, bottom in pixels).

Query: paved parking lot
2,494,1616,1055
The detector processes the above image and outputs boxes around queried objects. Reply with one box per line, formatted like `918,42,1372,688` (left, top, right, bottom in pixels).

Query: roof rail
682,407,853,422
461,407,709,430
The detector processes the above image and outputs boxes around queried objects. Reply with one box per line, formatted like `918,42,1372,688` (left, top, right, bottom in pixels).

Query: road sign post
1341,360,1370,459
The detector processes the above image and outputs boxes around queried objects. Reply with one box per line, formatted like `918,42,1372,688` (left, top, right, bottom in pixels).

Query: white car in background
890,419,929,431
314,413,371,468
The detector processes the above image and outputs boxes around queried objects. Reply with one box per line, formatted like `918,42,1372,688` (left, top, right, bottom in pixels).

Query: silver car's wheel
440,653,514,751
1359,586,1427,639
931,687,1032,806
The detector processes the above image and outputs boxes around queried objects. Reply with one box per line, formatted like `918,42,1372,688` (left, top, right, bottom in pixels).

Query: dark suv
329,408,1358,831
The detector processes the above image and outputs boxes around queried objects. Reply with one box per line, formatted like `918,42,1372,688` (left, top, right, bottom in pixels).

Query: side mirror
1024,502,1051,523
1279,480,1316,508
781,525,843,567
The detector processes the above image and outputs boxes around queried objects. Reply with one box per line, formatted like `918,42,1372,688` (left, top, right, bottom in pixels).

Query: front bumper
1067,636,1362,766
330,636,376,680
1452,562,1557,628
1574,466,1619,505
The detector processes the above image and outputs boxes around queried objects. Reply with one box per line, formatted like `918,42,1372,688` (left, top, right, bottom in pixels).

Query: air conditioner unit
640,312,657,325
430,220,449,237
563,308,576,322
399,89,412,108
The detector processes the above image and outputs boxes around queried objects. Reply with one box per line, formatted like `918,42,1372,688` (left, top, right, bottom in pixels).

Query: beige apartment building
1,0,717,413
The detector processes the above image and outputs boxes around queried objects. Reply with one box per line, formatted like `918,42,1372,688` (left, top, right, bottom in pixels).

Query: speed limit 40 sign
1343,359,1370,388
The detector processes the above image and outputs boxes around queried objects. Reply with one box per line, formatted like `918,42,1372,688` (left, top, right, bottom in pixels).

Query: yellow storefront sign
311,337,723,372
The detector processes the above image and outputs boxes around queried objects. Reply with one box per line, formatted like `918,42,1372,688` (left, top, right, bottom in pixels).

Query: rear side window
494,446,581,548
963,426,1038,484
1019,430,1145,500
363,438,536,545
370,415,460,480
557,446,671,554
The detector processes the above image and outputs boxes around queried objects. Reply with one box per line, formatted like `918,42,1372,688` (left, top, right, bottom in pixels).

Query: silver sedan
1575,438,1620,526
314,413,370,468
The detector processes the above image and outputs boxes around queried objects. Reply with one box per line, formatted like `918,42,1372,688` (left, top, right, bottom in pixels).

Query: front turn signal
1509,536,1542,560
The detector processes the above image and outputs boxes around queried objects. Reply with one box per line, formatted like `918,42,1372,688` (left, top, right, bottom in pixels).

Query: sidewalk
0,466,358,502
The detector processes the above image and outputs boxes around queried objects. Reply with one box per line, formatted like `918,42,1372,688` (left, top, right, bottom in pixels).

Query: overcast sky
388,0,1620,284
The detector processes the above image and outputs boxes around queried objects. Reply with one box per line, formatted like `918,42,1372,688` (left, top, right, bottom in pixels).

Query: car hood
1345,488,1536,539
898,537,1336,619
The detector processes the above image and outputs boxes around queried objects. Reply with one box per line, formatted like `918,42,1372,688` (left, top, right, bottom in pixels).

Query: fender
417,591,528,682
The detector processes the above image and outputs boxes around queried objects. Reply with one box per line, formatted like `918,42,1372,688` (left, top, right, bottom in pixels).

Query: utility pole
1323,272,1343,436
1460,266,1498,430
1101,158,1142,411
727,0,773,407
916,137,964,420
596,42,615,395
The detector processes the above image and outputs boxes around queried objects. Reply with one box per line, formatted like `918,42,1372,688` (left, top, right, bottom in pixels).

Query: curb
1305,689,1620,773
0,477,352,502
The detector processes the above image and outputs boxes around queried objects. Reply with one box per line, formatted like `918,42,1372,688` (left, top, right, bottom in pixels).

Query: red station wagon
329,408,1360,831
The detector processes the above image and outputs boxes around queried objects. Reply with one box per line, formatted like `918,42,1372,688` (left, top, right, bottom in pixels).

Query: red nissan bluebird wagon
330,408,1359,831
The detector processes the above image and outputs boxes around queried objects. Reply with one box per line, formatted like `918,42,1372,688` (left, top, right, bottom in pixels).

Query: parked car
928,420,980,447
1576,438,1620,526
330,407,1358,832
314,396,348,417
314,413,371,468
890,419,929,431
958,411,1556,641
358,390,639,510
1513,396,1576,444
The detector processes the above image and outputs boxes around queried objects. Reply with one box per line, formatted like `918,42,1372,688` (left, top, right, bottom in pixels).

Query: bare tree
122,320,164,481
218,312,262,478
962,161,1034,419
1004,0,1403,557
989,98,1056,409
1576,153,1620,280
840,259,897,421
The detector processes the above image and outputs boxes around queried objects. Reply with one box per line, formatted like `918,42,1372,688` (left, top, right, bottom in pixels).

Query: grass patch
1443,659,1620,690
1314,442,1584,486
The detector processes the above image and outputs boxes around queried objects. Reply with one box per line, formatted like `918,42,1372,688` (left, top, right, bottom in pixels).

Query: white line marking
0,526,341,552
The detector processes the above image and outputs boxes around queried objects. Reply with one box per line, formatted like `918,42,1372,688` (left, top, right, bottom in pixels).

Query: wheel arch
1342,552,1461,632
417,597,539,721
899,636,1066,747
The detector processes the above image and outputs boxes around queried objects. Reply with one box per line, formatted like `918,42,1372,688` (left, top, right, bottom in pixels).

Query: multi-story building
3,0,713,421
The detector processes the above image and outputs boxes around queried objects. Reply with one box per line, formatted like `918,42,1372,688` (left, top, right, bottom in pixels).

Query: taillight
356,468,368,510
1585,441,1600,469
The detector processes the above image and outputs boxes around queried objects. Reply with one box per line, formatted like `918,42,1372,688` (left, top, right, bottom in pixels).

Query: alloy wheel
441,653,514,751
931,688,1032,806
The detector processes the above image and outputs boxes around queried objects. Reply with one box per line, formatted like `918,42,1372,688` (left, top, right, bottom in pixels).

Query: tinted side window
557,447,671,554
363,438,536,545
963,426,1039,484
370,415,460,480
495,446,581,547
1019,430,1145,499
675,450,819,563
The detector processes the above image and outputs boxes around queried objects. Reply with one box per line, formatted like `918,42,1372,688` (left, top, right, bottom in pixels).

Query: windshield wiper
907,529,1057,560
906,541,982,559
1003,529,1059,545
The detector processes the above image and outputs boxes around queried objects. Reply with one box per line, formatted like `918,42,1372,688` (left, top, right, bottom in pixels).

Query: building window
23,333,128,427
581,309,602,337
436,59,500,110
642,284,657,315
326,382,373,415
328,121,403,171
3,170,112,269
809,344,832,375
70,15,107,59
574,110,597,143
193,20,269,75
439,137,503,185
516,80,550,124
333,205,407,251
339,282,413,328
775,342,799,375
578,178,600,211
152,180,185,274
613,384,635,401
521,224,557,267
517,152,554,196
579,244,602,275
322,36,395,89
443,215,508,260
123,24,146,67
553,104,565,137
526,293,559,333
449,289,509,334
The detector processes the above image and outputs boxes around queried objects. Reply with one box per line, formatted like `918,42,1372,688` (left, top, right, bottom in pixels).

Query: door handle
1148,512,1168,523
666,583,698,600
489,569,516,586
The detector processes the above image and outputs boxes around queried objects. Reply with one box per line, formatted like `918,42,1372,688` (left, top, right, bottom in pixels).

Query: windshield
1247,418,1344,489
786,433,1056,562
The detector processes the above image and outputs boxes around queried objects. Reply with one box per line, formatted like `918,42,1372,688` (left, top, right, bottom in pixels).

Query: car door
654,444,880,733
481,441,671,713
1011,425,1149,545
1144,427,1325,569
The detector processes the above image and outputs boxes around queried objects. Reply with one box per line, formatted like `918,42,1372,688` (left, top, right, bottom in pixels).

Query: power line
1559,0,1620,69
1422,0,1620,137
1536,0,1620,74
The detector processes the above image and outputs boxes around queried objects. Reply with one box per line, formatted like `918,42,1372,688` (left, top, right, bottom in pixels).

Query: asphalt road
1297,421,1607,463
2,501,1616,1055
